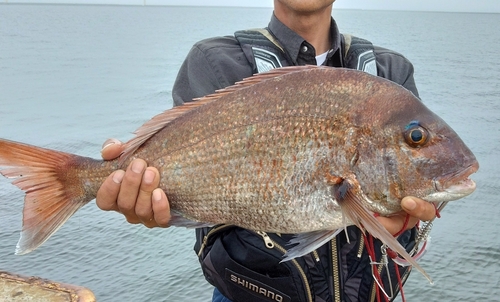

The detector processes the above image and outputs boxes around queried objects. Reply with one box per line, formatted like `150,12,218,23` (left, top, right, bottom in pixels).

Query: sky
2,0,500,13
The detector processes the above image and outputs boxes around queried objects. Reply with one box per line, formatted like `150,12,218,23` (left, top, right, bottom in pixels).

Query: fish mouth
427,161,479,203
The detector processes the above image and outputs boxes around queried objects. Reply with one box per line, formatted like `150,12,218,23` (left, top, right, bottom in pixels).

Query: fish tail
0,139,108,255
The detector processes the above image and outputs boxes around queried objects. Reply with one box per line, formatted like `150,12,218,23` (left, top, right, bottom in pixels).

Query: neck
273,2,333,54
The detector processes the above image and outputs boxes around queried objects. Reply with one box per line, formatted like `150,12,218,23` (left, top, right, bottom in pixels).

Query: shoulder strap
235,29,378,76
342,34,378,76
235,28,287,73
343,33,353,59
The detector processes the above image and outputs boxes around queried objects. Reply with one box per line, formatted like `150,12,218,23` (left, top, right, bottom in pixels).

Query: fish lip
433,161,479,197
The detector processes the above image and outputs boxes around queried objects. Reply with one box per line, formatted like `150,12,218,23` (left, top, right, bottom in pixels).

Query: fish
0,66,478,283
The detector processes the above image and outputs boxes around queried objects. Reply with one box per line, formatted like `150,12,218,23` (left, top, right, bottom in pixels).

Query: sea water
0,5,499,301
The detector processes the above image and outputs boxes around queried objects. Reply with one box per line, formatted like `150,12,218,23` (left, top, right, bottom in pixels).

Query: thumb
401,196,436,222
101,138,125,160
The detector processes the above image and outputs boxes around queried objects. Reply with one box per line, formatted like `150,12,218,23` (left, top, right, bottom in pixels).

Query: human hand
96,139,171,228
377,196,436,235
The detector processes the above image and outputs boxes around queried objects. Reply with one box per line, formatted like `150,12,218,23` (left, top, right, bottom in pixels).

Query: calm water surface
0,5,499,301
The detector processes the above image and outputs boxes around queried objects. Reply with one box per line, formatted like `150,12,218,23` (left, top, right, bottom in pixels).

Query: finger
152,188,171,227
401,196,436,222
135,167,160,227
376,213,411,235
116,158,147,224
96,170,125,212
101,138,124,160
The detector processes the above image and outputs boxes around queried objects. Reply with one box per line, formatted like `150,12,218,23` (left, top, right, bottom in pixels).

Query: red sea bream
0,66,478,282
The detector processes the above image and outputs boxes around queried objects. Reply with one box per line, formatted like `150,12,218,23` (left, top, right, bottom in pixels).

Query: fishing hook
392,201,448,266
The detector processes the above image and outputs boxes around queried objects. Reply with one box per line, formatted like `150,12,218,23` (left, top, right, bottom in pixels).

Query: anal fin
168,210,215,229
282,229,342,262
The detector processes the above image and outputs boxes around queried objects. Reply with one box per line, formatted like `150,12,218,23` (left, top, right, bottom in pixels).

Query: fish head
395,113,478,203
349,79,478,213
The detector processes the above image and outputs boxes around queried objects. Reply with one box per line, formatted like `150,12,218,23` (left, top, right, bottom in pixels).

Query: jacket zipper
331,238,341,302
255,231,313,302
369,263,385,302
312,250,320,262
357,237,365,258
197,224,233,257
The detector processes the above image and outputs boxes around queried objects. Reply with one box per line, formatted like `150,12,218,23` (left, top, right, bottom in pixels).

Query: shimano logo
225,269,290,302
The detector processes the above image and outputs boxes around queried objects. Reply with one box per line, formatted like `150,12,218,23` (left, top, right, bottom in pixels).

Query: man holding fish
96,1,442,301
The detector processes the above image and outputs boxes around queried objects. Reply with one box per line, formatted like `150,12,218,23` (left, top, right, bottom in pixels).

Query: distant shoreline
0,1,499,14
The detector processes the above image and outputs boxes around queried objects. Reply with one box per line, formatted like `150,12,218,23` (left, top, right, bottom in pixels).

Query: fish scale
152,113,346,232
0,66,478,282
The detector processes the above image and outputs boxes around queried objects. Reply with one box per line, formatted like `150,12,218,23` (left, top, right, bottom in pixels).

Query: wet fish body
0,66,478,282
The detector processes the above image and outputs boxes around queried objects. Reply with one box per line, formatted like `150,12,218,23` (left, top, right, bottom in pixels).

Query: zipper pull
256,231,275,249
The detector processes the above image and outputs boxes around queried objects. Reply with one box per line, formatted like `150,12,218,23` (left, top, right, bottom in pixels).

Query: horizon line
1,1,498,14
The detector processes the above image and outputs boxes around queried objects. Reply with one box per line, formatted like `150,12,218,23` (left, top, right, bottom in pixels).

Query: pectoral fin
333,177,433,284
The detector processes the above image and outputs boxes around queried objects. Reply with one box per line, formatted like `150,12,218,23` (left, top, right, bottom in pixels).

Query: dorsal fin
119,65,322,163
119,102,211,164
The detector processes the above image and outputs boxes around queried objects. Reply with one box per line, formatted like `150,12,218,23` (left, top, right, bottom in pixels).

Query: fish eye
404,123,429,147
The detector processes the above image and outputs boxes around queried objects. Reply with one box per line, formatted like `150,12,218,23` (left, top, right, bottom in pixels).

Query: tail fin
0,139,102,255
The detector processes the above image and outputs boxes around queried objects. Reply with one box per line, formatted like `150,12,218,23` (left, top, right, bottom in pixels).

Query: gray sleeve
374,46,419,98
172,36,254,107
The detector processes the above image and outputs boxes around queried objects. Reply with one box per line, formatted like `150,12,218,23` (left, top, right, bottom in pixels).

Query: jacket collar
267,13,343,67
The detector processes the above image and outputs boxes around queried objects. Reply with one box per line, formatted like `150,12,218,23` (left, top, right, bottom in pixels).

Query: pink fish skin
0,66,478,283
